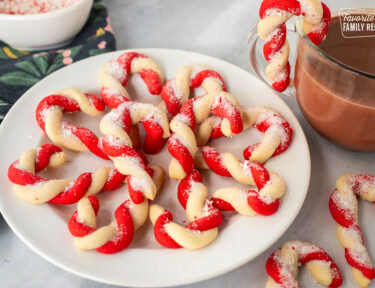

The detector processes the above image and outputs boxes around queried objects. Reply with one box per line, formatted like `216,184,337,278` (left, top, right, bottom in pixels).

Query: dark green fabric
0,0,116,120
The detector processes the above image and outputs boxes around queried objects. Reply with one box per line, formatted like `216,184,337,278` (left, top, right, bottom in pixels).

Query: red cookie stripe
154,210,182,249
190,70,227,91
8,144,125,205
68,196,135,254
115,52,163,95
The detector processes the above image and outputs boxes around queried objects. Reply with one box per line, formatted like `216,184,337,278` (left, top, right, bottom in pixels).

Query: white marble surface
1,0,375,287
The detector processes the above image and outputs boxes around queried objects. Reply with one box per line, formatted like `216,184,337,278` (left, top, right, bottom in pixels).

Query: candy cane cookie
100,98,170,154
242,106,293,164
196,151,286,216
160,65,227,117
69,165,165,254
258,0,331,92
150,170,222,249
329,174,375,287
100,102,169,200
36,88,110,159
7,144,126,205
99,51,164,108
266,240,343,287
197,106,293,164
168,90,243,179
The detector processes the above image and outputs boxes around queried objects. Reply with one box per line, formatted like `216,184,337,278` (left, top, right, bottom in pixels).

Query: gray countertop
1,0,375,287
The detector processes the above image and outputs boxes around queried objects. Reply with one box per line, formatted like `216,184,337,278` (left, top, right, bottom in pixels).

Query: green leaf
70,45,83,58
15,61,41,77
0,71,39,86
93,2,106,9
90,16,101,24
0,49,9,59
33,54,49,75
0,99,9,106
46,53,64,74
89,48,110,56
52,53,63,65
46,62,64,75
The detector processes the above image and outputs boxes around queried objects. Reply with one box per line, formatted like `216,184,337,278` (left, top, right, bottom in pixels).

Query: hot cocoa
295,15,375,151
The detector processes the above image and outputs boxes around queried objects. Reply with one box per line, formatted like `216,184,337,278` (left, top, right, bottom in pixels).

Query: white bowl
0,0,93,51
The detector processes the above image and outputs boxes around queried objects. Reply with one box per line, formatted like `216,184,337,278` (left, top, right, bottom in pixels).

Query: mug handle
247,20,297,98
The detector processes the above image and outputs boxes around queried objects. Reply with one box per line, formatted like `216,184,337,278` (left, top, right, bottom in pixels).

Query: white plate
0,49,310,287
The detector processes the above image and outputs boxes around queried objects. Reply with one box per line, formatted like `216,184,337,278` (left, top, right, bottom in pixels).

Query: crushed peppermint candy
190,65,206,80
62,181,75,193
109,223,125,244
40,106,55,122
120,155,143,168
255,109,289,144
107,60,127,83
61,122,75,138
266,26,284,44
0,0,80,15
169,134,194,154
103,88,126,99
240,161,253,178
202,200,214,216
129,176,147,192
173,113,191,127
106,108,127,129
272,249,298,287
143,111,164,128
212,93,238,118
169,79,184,101
294,242,323,258
257,190,274,204
347,248,373,267
26,180,46,189
237,189,248,201
274,64,288,82
264,8,294,18
105,135,128,148
331,189,355,213
106,169,116,182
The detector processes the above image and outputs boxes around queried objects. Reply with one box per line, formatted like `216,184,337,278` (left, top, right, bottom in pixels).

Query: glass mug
247,14,375,151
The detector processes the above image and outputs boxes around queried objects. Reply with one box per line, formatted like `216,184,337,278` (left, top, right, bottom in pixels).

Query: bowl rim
0,0,93,20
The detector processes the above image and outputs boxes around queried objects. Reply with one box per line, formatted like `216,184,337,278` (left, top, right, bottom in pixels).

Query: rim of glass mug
247,11,375,97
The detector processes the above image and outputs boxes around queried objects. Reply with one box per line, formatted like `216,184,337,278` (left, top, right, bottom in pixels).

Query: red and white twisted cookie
36,88,109,160
266,240,342,287
150,170,222,249
195,149,285,216
98,54,169,154
99,51,164,108
329,174,375,287
258,0,331,92
100,99,170,154
197,106,293,163
7,144,126,204
99,102,169,200
68,165,165,254
242,106,293,163
168,90,243,179
160,65,227,117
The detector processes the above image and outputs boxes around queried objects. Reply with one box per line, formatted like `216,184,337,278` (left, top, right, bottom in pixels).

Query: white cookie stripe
329,174,375,287
149,204,219,250
266,240,342,288
35,88,108,159
69,165,165,254
8,144,126,205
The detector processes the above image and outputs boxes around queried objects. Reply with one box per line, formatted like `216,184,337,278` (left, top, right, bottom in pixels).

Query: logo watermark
339,8,375,38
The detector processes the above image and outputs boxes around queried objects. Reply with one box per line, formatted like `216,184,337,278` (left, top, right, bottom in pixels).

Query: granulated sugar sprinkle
0,0,80,15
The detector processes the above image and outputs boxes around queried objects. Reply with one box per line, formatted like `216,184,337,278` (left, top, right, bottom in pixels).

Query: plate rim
0,48,311,287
